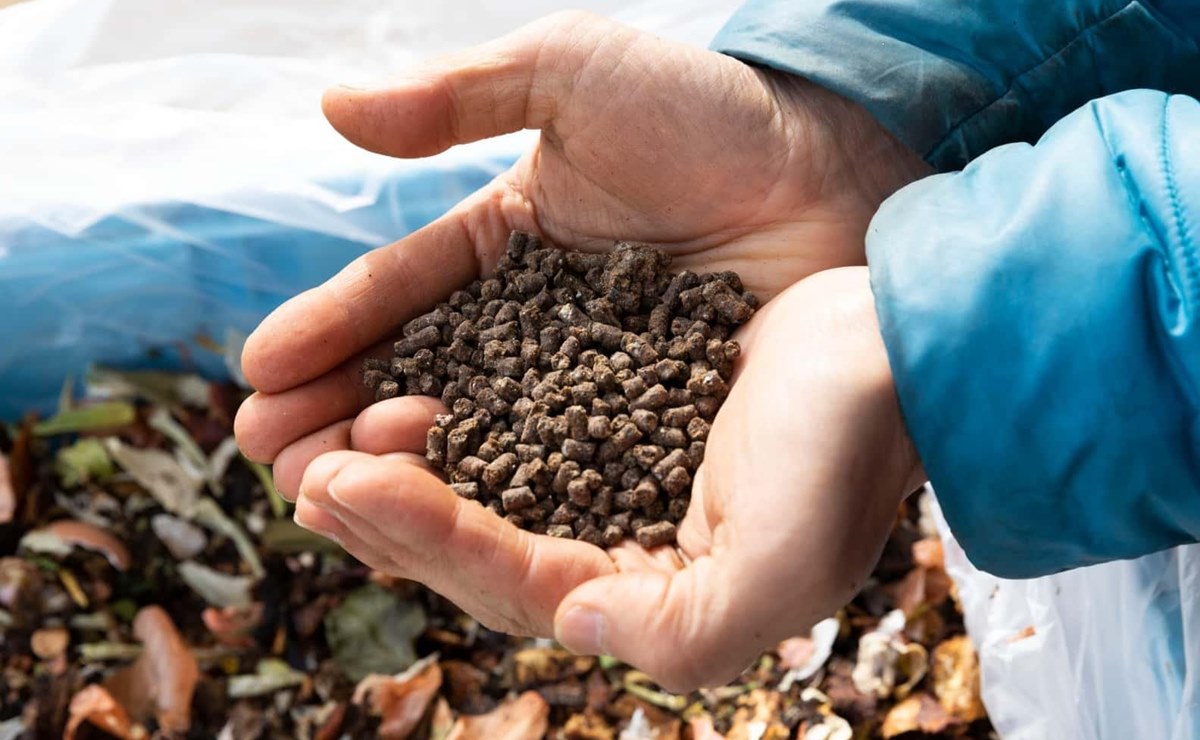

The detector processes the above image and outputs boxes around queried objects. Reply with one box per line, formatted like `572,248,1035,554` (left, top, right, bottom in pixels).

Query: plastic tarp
0,0,742,418
934,495,1199,739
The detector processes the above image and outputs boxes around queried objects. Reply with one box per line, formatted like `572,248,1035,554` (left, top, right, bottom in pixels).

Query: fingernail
326,479,346,507
556,606,605,656
294,502,344,547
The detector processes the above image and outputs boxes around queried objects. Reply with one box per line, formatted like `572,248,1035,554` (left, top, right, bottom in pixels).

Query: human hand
278,266,922,691
233,10,929,688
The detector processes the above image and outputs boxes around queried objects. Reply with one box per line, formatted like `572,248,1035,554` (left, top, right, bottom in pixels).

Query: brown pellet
562,438,596,462
501,486,537,512
650,427,687,448
394,325,441,357
482,453,518,489
662,466,691,496
587,415,613,439
662,405,697,428
635,521,677,548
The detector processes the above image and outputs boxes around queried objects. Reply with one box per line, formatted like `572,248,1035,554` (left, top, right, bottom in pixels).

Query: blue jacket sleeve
712,0,1200,171
866,90,1200,578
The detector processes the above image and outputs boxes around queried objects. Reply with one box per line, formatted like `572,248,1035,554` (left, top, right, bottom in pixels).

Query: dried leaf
894,643,929,700
85,366,210,410
687,715,725,740
31,627,70,660
621,672,687,713
16,529,73,558
105,605,199,734
352,654,443,739
64,685,133,740
151,513,208,559
617,708,656,740
851,610,911,698
191,498,265,577
798,714,853,740
1008,625,1036,643
148,407,220,495
446,691,549,740
58,569,89,610
0,452,13,524
33,401,136,436
21,519,131,570
244,456,287,518
892,538,953,617
565,711,616,740
202,603,264,645
177,561,255,608
55,438,114,488
429,697,455,740
777,617,839,684
228,658,308,698
80,642,144,662
513,647,595,686
0,557,43,624
911,537,944,570
0,717,24,740
725,689,789,740
106,439,203,515
880,693,955,738
326,584,427,681
207,436,242,486
931,635,986,722
6,422,32,522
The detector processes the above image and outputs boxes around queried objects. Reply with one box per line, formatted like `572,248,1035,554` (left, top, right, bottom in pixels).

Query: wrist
822,267,927,497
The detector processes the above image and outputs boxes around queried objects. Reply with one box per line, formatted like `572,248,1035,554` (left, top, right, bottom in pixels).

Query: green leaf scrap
325,584,427,682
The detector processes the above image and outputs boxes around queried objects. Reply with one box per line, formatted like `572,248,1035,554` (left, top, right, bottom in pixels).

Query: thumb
553,559,764,693
321,10,617,158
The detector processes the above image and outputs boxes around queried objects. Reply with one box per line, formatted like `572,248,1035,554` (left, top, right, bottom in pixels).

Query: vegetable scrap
0,368,992,738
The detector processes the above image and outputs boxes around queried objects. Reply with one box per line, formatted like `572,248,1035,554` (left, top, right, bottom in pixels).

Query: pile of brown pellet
362,231,757,548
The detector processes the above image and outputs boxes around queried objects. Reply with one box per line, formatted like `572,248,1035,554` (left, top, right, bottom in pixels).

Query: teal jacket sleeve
866,90,1200,578
712,0,1200,170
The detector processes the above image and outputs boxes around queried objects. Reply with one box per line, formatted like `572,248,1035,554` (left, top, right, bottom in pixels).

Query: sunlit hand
280,267,922,691
234,10,928,689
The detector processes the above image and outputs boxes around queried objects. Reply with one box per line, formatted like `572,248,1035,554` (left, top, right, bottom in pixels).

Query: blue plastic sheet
0,163,514,418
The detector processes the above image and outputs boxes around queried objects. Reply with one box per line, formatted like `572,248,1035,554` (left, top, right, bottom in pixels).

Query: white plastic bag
934,494,1199,739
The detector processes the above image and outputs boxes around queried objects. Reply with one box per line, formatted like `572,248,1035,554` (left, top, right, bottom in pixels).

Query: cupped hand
280,267,923,691
234,10,929,688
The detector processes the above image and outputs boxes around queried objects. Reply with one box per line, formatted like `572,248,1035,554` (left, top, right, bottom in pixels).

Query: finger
554,559,763,693
607,541,685,575
321,10,619,158
675,464,714,557
350,396,447,454
293,495,394,572
235,343,383,463
301,451,616,636
270,420,354,501
241,186,531,395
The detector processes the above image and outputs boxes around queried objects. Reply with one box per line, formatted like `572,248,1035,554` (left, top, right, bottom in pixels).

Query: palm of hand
235,12,926,691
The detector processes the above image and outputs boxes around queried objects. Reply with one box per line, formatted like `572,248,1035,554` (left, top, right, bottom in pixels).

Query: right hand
234,10,928,652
